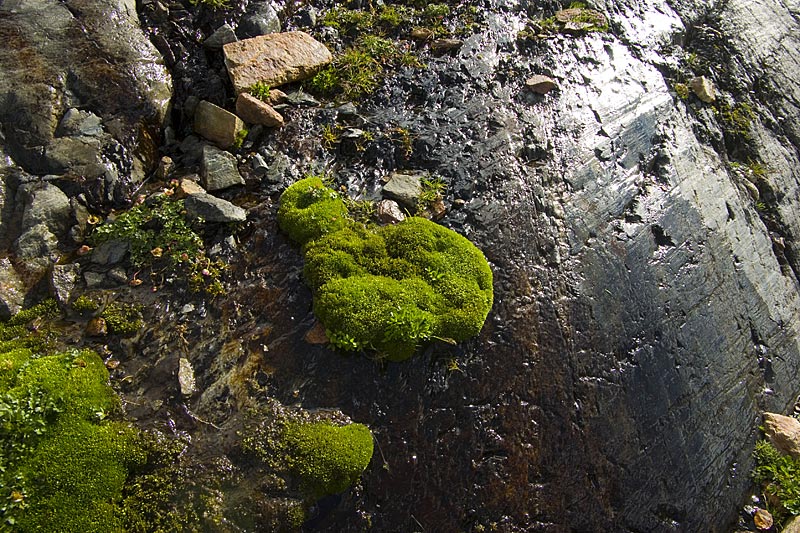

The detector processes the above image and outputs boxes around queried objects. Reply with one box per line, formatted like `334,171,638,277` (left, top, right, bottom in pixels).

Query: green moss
278,179,493,361
673,82,690,100
277,177,350,245
283,421,373,500
100,302,143,336
0,314,145,531
249,81,271,101
753,440,800,523
71,295,100,314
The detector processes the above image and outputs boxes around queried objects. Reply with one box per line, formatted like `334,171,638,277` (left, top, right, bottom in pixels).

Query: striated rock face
223,31,332,93
0,0,171,208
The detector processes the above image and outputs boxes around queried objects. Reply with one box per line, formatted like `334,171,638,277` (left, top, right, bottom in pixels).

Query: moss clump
90,193,225,295
0,305,146,531
100,302,144,336
753,440,800,522
283,421,373,500
71,295,101,314
278,177,493,361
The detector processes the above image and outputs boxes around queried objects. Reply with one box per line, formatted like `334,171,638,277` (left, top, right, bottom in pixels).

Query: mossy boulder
283,421,373,500
278,177,493,360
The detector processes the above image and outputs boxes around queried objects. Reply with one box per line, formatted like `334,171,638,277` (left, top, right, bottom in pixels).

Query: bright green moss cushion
278,178,493,360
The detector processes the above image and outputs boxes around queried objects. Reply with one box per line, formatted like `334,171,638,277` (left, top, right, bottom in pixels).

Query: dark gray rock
19,183,72,236
236,2,280,38
50,263,81,305
204,23,238,50
382,172,422,209
184,193,247,223
0,0,171,205
91,239,129,265
0,258,26,319
83,271,105,289
200,145,245,191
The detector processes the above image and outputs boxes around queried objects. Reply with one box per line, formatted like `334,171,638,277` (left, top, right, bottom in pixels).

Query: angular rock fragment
223,32,332,94
763,412,800,459
689,76,716,103
178,357,196,396
525,74,558,94
50,263,81,306
376,199,406,224
382,173,423,209
204,23,238,50
194,100,246,149
0,258,26,319
200,145,245,191
235,93,285,127
184,193,247,223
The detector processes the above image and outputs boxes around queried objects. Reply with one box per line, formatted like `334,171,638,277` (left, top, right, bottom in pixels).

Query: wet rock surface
2,0,800,531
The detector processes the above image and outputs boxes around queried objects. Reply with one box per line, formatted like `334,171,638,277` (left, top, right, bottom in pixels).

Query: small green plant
283,421,373,499
248,81,271,102
188,0,229,8
717,101,756,139
753,440,800,523
327,330,362,352
90,193,226,296
232,128,249,149
70,295,100,314
674,82,689,100
100,302,143,336
321,124,341,150
418,176,445,212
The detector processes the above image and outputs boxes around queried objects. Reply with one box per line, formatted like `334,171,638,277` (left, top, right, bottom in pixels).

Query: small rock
382,172,423,209
178,357,196,396
411,28,435,40
107,267,129,285
525,74,558,94
283,89,319,106
782,515,800,533
91,239,129,265
14,223,59,261
50,263,81,306
753,508,773,530
86,317,108,336
304,321,329,344
83,271,106,289
223,32,333,93
19,183,72,236
267,88,288,105
200,145,245,191
763,412,800,459
430,38,463,54
237,1,281,38
0,258,26,319
184,193,247,223
55,108,104,137
421,198,447,220
175,177,206,199
689,76,716,103
249,153,270,175
155,156,174,180
194,100,246,149
376,199,406,224
235,93,285,127
204,23,238,50
181,303,195,314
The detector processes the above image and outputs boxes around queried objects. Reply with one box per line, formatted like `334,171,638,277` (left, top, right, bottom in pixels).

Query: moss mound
283,421,373,500
0,305,146,531
278,177,493,360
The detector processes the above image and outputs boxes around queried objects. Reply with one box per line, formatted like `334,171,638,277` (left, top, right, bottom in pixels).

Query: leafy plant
248,81,271,102
418,176,445,212
90,193,226,296
753,440,800,522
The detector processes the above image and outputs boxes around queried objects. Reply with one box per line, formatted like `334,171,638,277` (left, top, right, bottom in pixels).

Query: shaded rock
83,271,105,289
0,0,171,198
283,89,319,107
376,199,406,224
411,28,435,40
107,266,128,285
382,172,423,209
194,101,245,149
430,39,463,54
204,23,238,50
200,145,245,191
86,316,107,336
783,515,800,533
235,93,285,127
237,1,280,38
91,239,129,265
421,198,447,221
223,32,332,94
14,223,59,260
526,74,558,94
304,321,329,344
249,153,269,176
155,156,174,180
0,258,26,319
267,88,288,105
690,76,716,103
50,263,81,305
763,412,800,459
185,193,247,223
19,183,72,236
55,108,104,137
